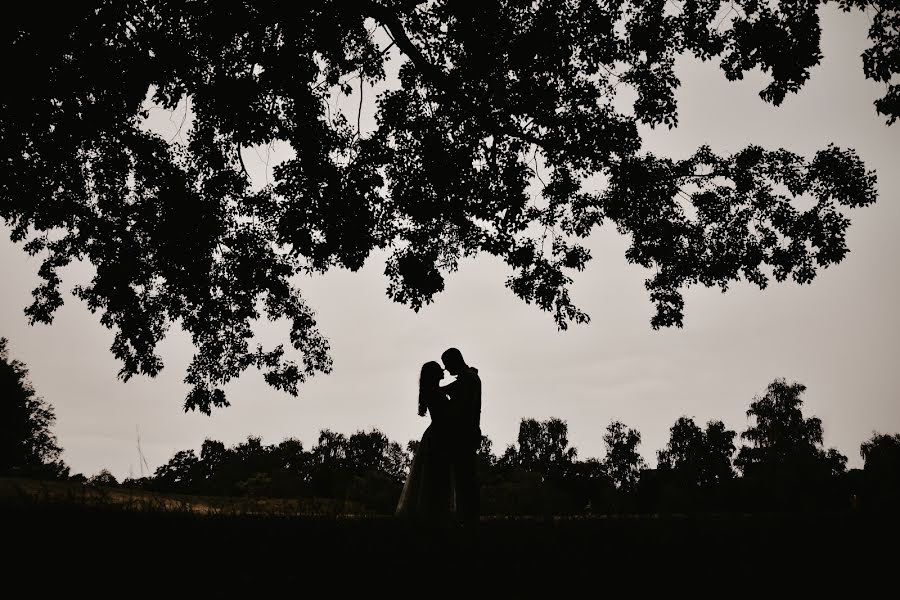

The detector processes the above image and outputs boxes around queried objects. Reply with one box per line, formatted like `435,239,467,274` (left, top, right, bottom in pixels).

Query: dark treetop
2,1,892,411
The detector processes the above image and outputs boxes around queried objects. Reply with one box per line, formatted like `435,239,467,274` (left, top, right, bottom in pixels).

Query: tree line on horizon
4,337,898,514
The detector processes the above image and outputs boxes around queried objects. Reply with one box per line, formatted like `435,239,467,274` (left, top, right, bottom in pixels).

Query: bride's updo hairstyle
418,361,443,416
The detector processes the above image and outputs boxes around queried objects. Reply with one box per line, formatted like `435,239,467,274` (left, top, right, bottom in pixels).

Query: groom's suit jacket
443,366,482,450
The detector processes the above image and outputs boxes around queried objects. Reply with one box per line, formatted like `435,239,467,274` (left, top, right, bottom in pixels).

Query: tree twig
357,76,365,140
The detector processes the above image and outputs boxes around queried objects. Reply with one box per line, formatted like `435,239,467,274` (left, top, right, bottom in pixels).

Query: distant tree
304,428,407,511
233,436,272,472
270,438,308,478
3,3,888,411
0,337,69,479
735,379,847,479
197,438,228,491
704,421,739,484
733,379,848,510
566,457,615,514
657,417,736,487
311,430,348,467
477,433,497,474
486,420,583,515
338,429,406,512
861,433,900,476
88,469,119,487
603,421,645,492
504,418,578,481
121,476,151,489
384,439,411,483
658,416,704,482
497,444,519,471
823,448,849,477
199,439,228,471
266,438,311,497
135,428,409,511
860,432,900,508
222,436,276,496
152,449,200,492
406,439,420,462
345,428,407,482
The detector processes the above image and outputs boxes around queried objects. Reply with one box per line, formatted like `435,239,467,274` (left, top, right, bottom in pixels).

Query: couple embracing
396,348,481,526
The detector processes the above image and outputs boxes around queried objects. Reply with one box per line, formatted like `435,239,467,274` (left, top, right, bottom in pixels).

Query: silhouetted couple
396,348,482,527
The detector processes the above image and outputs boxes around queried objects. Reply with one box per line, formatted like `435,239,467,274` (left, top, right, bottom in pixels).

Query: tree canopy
2,1,893,411
657,416,736,486
602,420,645,490
500,417,578,480
734,378,847,479
859,432,900,507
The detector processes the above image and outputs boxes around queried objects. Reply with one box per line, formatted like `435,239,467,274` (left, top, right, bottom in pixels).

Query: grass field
0,476,370,516
2,477,896,593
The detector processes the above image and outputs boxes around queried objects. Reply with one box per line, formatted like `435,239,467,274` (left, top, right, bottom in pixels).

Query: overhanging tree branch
364,1,551,151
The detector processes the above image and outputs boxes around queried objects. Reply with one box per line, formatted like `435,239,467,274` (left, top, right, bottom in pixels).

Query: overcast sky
1,6,897,479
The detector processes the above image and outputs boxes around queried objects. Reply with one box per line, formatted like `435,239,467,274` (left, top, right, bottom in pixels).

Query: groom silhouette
440,347,481,526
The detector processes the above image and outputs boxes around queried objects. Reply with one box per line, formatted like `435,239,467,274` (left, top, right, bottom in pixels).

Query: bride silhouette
395,361,456,522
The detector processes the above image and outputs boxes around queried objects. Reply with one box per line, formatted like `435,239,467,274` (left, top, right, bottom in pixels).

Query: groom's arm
440,378,461,395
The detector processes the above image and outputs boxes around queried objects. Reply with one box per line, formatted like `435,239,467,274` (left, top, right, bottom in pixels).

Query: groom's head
441,348,466,376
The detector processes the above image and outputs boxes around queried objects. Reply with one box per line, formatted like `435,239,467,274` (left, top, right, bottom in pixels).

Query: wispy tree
603,421,645,491
0,337,68,479
735,379,847,479
860,432,900,507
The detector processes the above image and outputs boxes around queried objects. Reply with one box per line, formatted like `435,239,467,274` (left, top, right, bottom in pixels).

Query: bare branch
357,76,364,140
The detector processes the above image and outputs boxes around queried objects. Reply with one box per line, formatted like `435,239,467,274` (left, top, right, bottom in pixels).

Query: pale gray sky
1,7,897,479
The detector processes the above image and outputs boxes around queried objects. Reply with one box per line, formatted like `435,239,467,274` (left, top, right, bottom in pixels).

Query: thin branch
379,40,397,56
237,147,251,181
676,188,694,203
600,63,622,81
715,3,738,31
357,75,365,140
365,1,445,88
168,96,190,143
532,149,546,187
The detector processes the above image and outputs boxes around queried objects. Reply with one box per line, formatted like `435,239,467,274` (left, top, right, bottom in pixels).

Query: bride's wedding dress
395,388,456,521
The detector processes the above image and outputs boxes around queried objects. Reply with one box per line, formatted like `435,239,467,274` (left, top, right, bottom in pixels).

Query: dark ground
3,503,897,594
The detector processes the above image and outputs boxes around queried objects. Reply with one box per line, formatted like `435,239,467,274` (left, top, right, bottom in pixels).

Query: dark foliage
146,428,409,513
128,374,897,515
658,417,736,486
2,2,891,410
602,420,647,494
651,417,736,510
88,469,119,487
0,337,69,479
488,418,605,515
859,432,900,509
732,378,848,510
8,371,890,515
